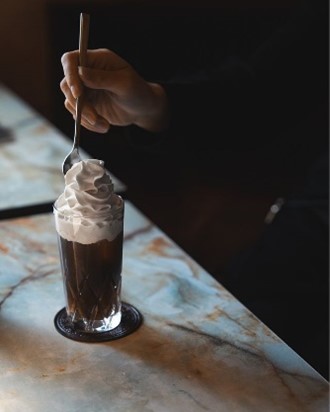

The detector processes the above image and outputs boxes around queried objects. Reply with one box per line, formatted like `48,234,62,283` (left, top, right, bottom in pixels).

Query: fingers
66,96,97,124
61,51,83,98
61,49,129,96
80,117,110,134
61,79,98,125
64,99,110,133
61,48,133,96
77,66,116,94
60,77,75,106
78,65,132,95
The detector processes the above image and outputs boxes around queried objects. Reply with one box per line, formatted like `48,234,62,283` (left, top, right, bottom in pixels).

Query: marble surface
0,201,328,412
0,84,125,211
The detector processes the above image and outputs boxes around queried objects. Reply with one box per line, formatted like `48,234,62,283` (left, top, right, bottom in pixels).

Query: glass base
54,302,143,343
73,310,122,333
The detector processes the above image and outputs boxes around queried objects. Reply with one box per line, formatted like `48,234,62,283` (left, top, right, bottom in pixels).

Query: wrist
135,83,169,133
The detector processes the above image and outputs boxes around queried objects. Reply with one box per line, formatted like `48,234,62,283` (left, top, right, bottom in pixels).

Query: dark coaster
54,302,143,343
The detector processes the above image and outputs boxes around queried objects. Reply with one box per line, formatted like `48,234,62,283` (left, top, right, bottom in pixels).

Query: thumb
78,66,128,94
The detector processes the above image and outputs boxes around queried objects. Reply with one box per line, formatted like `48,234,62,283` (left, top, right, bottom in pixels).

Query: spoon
62,13,90,175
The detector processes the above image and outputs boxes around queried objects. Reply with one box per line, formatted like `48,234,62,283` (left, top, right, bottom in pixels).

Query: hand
60,48,169,133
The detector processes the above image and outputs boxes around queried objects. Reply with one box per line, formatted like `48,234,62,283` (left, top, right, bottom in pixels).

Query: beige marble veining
0,202,328,412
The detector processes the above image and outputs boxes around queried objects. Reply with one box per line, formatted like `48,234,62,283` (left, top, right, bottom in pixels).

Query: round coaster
54,302,143,343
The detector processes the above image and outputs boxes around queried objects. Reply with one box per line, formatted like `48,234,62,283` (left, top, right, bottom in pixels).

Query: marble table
0,84,125,213
0,201,328,412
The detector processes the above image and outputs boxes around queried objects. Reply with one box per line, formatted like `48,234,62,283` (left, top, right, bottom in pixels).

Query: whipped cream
54,159,123,244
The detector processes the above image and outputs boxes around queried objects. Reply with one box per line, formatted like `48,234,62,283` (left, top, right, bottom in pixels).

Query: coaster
54,302,143,343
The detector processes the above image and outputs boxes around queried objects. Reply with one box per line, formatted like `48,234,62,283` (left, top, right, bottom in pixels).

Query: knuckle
61,52,70,64
61,50,77,65
60,78,66,90
64,100,72,111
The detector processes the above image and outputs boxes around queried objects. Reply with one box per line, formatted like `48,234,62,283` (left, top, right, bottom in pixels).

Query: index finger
61,50,83,98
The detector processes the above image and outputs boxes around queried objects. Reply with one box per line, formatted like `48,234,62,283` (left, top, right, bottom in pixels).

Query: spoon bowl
62,146,81,175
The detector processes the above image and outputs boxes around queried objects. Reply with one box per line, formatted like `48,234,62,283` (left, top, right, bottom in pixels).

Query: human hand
60,48,169,133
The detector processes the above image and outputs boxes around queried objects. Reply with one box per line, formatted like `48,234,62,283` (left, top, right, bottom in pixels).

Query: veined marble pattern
0,202,328,412
0,84,125,211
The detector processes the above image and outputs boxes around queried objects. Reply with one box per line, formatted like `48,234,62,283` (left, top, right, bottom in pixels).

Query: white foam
54,159,123,244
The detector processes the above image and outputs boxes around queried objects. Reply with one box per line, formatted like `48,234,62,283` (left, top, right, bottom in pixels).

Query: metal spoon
62,13,90,175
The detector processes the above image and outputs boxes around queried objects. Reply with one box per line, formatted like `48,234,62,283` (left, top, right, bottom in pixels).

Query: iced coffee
54,159,124,332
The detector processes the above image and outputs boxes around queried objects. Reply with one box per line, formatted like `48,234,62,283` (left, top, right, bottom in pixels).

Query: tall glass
53,202,124,333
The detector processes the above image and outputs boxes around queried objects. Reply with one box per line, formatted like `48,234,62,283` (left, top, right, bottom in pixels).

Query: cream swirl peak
57,159,114,215
54,159,123,244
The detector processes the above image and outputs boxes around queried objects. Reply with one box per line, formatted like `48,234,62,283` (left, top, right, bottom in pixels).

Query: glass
53,201,124,333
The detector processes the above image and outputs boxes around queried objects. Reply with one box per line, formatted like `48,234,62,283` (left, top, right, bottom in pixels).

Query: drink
57,232,123,332
54,159,124,333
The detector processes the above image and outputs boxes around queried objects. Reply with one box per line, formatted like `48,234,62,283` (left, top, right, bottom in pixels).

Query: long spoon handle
74,13,90,149
79,13,90,66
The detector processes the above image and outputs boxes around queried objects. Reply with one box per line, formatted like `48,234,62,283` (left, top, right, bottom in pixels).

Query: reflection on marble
0,84,125,211
0,201,328,411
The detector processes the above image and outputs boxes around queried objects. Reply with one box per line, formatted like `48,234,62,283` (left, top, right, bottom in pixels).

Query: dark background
0,0,328,377
43,1,327,278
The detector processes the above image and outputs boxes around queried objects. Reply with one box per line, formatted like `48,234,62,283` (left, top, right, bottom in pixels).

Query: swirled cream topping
54,159,123,244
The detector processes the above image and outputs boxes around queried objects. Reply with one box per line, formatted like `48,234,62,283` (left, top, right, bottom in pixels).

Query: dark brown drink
57,231,123,331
